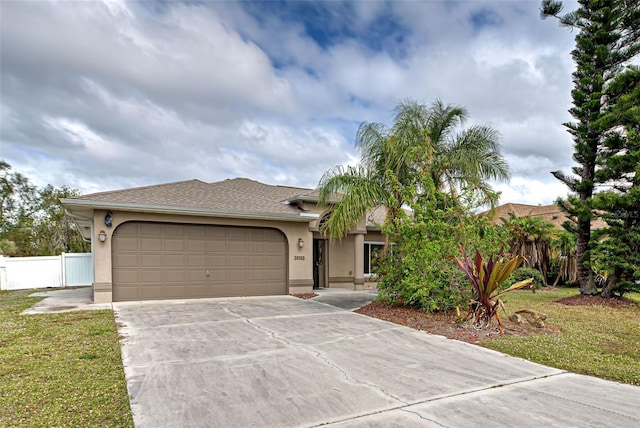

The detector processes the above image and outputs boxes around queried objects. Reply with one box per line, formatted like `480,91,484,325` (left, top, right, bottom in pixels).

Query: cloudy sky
1,0,580,205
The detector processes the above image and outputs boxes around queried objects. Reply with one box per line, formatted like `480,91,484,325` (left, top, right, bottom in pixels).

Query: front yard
2,286,638,424
0,289,133,427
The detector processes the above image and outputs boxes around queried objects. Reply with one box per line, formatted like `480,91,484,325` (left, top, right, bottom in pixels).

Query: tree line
0,161,89,256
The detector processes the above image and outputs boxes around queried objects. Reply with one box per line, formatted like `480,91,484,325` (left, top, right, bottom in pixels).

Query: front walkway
312,287,377,310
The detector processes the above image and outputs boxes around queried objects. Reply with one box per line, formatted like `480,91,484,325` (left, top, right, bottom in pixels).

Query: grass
0,289,133,427
481,287,640,386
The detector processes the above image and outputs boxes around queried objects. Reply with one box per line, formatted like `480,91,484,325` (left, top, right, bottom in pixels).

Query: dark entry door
312,239,325,289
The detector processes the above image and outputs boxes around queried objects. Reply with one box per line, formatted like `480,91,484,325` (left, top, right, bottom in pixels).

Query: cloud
1,0,581,206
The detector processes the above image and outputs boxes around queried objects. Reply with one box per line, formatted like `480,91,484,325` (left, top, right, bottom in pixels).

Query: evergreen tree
541,0,640,294
591,66,640,296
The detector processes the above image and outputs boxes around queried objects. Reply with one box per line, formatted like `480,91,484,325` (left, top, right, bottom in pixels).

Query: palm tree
502,214,558,283
317,99,510,242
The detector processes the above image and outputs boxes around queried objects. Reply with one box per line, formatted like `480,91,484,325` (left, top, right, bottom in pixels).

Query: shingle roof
66,177,393,227
67,178,316,217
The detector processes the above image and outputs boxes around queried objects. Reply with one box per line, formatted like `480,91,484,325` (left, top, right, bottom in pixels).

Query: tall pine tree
541,0,640,294
591,66,640,296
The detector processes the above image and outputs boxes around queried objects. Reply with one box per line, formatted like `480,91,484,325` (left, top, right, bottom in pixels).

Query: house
479,202,607,229
62,178,385,303
480,203,567,228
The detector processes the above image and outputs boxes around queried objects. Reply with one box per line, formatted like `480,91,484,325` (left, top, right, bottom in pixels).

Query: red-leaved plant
455,246,534,334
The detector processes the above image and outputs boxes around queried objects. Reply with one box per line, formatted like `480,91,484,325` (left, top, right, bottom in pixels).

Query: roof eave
60,199,313,223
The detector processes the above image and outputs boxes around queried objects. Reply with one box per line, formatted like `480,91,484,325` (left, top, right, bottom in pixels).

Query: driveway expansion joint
226,305,409,405
399,408,450,427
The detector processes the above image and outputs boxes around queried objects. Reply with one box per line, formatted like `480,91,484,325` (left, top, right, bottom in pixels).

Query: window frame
363,241,385,277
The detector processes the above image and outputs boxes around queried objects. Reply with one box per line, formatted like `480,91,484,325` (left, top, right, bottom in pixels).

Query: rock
509,309,547,328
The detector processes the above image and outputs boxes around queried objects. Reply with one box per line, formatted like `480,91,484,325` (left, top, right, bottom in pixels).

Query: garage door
112,222,287,301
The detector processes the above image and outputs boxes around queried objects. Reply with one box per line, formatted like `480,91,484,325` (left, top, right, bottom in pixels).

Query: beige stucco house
62,178,385,303
480,202,607,229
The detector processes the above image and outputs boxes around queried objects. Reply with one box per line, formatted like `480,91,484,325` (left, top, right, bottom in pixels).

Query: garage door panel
141,270,163,282
141,285,165,299
210,271,227,282
188,254,206,266
113,270,139,283
165,270,186,282
267,255,284,267
165,286,186,298
165,254,185,266
141,238,162,251
141,254,162,267
229,241,247,252
267,269,285,280
267,241,284,253
249,255,266,267
207,255,227,267
187,226,207,238
187,269,208,281
113,236,139,251
229,255,247,267
139,223,163,236
208,228,227,238
229,270,247,281
165,239,185,251
187,240,206,251
116,286,140,301
113,222,287,301
228,228,247,239
249,241,265,253
163,224,185,237
207,241,227,252
113,253,139,267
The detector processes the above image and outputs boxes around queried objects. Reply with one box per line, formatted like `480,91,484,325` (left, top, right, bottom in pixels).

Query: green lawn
0,289,133,427
481,287,640,386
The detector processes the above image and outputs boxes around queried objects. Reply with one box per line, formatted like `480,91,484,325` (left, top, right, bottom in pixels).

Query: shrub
375,190,504,313
455,247,533,333
507,267,546,289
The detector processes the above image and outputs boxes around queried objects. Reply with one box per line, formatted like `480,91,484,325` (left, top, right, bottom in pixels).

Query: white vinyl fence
0,253,93,290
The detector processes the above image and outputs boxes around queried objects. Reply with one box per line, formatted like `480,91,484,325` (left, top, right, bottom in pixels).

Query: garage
112,222,287,301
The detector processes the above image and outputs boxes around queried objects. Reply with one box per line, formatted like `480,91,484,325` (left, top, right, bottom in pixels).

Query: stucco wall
326,235,355,289
91,209,314,303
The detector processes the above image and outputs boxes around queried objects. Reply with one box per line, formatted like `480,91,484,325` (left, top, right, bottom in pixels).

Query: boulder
509,309,547,328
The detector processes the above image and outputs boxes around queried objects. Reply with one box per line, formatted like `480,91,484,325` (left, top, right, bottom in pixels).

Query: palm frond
317,165,389,238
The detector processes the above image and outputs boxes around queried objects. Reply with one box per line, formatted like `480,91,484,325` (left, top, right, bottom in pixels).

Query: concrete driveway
114,295,640,427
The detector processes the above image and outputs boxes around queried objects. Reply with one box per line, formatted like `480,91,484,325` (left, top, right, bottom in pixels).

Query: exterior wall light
98,230,107,242
298,238,304,248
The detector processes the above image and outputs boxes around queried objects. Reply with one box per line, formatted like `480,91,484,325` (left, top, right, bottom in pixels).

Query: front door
313,239,326,289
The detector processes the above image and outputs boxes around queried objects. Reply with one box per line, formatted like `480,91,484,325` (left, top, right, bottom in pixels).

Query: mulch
291,293,318,300
556,293,637,307
355,300,553,343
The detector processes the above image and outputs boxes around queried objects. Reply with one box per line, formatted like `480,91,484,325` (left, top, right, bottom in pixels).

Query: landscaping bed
357,295,559,343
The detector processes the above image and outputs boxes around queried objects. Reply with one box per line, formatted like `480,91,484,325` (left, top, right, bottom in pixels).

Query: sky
1,0,581,206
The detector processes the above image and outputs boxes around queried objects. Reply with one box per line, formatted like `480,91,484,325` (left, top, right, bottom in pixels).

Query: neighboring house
480,203,567,228
62,178,385,303
480,202,607,229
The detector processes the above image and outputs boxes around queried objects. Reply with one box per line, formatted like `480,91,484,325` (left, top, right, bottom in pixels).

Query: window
364,242,384,275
